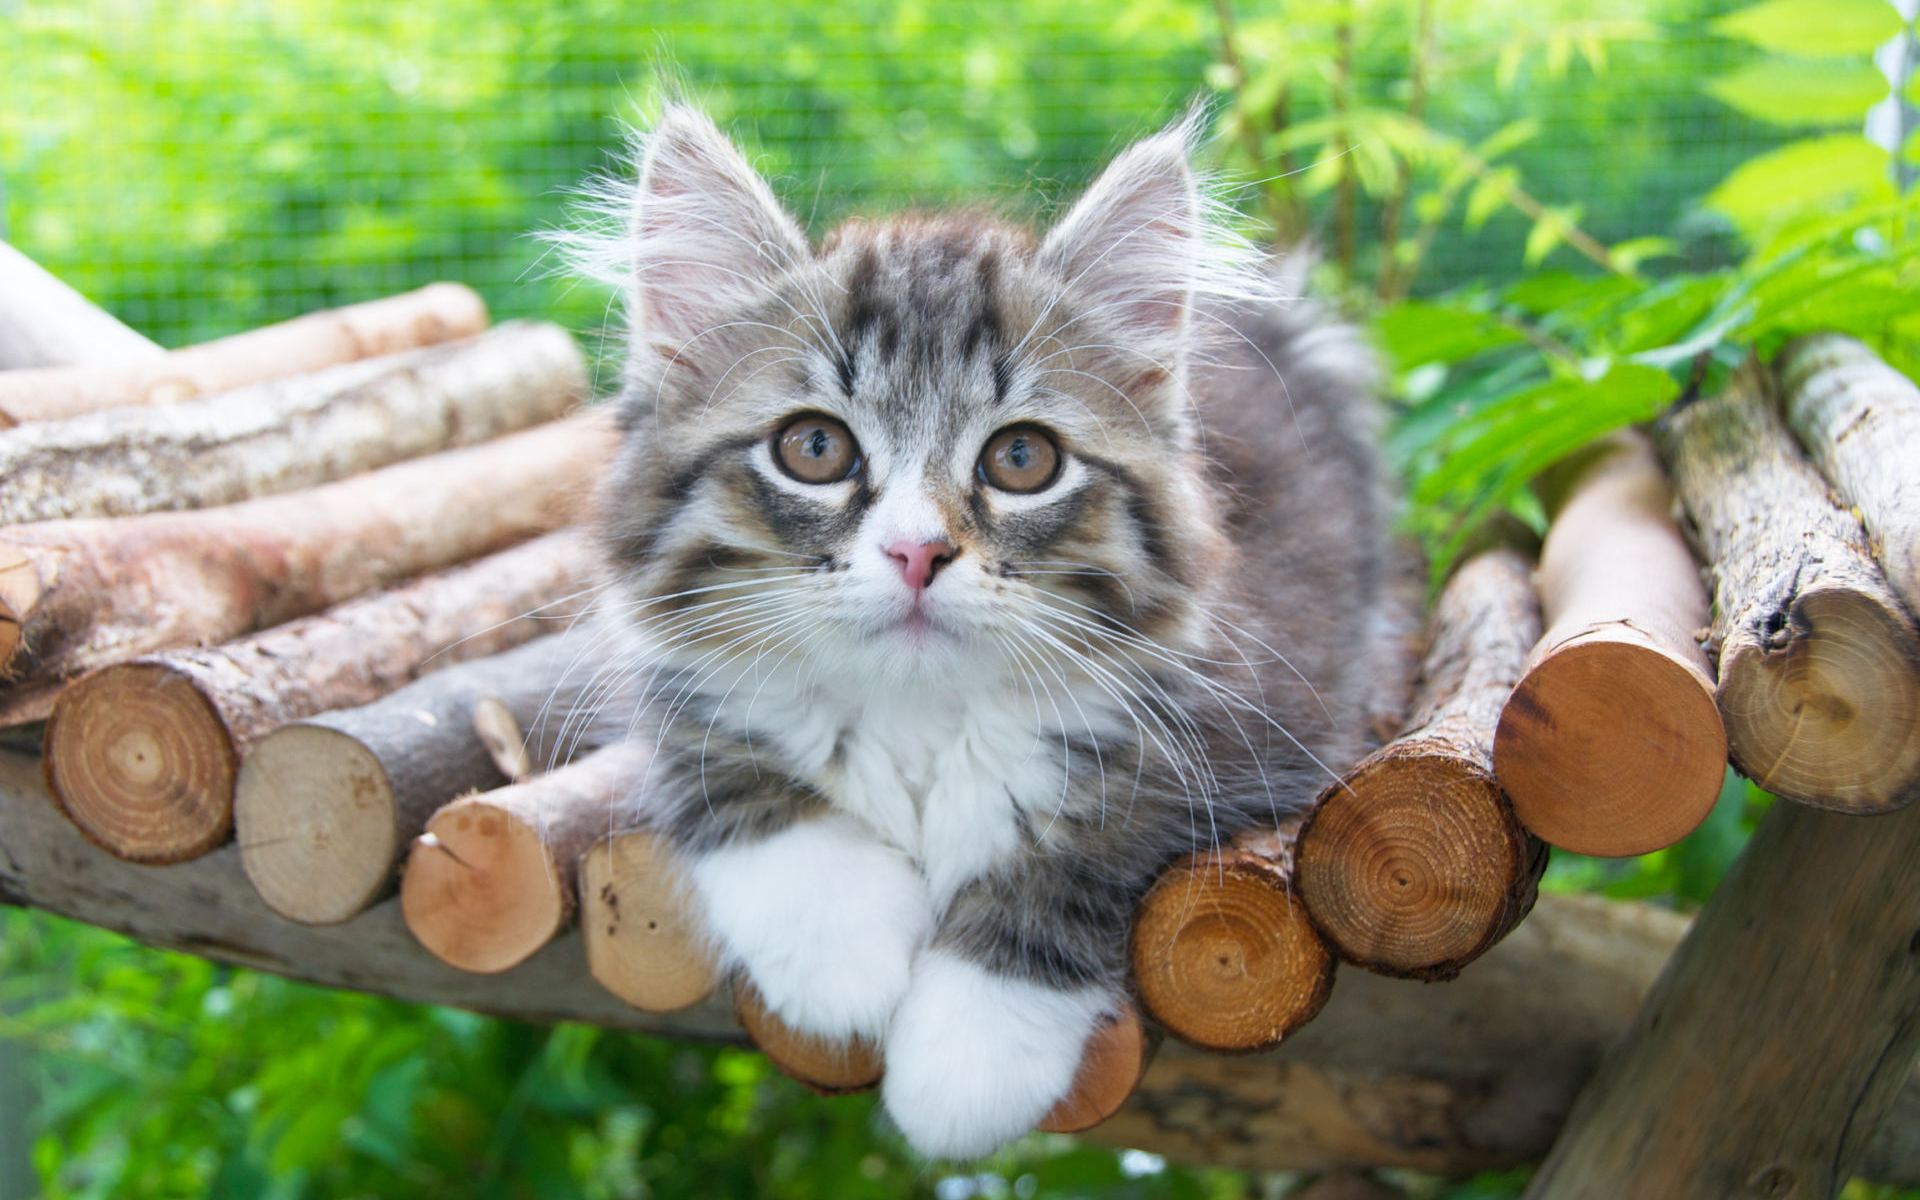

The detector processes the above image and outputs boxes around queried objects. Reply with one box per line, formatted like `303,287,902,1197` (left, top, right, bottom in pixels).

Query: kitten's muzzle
884,538,958,594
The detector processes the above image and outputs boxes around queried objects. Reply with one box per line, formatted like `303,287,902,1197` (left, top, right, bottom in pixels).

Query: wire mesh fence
1,0,1793,355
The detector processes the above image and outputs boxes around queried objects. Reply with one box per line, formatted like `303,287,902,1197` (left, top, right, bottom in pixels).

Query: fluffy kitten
576,105,1391,1158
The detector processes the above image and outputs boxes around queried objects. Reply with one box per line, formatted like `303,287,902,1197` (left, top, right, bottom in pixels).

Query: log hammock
2,242,1918,1195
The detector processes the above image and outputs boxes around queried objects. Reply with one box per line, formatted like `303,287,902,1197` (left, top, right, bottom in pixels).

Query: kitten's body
580,108,1391,1158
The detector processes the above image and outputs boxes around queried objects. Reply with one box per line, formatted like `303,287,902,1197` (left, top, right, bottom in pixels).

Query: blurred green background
1,0,1916,1197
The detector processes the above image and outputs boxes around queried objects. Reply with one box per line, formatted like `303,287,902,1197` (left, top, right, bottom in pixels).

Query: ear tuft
1038,109,1278,353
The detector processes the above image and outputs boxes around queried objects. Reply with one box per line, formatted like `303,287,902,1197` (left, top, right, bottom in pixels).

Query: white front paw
689,814,930,1042
882,948,1114,1160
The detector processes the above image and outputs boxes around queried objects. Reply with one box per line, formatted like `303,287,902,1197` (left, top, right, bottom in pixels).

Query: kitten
575,105,1391,1158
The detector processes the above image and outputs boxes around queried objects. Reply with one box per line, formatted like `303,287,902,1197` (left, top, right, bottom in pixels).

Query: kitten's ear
1039,115,1205,351
628,106,808,346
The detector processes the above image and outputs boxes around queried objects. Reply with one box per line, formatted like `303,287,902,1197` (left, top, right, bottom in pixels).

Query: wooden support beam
0,241,160,370
1297,541,1546,979
0,283,488,426
1493,430,1726,856
0,321,585,526
1654,362,1920,813
0,748,1914,1182
1523,796,1920,1198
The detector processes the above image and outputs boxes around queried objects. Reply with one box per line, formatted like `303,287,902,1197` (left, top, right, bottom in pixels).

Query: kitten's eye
979,425,1062,493
773,413,861,484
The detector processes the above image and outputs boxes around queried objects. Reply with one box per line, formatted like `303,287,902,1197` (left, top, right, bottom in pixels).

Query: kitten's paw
690,815,929,1042
882,949,1114,1160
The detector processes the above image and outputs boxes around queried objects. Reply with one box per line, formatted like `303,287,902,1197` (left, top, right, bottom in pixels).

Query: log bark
1777,332,1920,622
0,412,612,689
0,283,488,426
1492,430,1727,856
236,631,605,925
1130,821,1335,1052
401,744,650,974
1,748,1916,1181
43,532,599,864
1296,544,1547,980
1525,791,1920,1198
0,241,160,369
1653,361,1920,812
0,322,585,526
580,828,720,1014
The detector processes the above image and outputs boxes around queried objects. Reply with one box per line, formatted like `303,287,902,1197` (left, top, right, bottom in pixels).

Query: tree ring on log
1719,583,1920,812
399,799,569,974
235,724,399,925
1130,852,1332,1052
734,981,884,1095
1297,753,1535,978
579,832,718,1014
44,662,236,862
1493,630,1726,857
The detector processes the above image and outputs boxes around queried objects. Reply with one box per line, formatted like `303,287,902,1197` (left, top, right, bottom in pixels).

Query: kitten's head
582,106,1273,688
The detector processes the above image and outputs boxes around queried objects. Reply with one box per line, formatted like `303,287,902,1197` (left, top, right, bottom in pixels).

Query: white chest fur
711,675,1104,908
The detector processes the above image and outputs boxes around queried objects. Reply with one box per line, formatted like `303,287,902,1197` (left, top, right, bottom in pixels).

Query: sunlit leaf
1712,0,1905,57
1376,301,1524,372
1705,60,1890,127
1705,134,1894,237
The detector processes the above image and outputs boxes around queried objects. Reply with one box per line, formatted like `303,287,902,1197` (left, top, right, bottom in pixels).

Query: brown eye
979,425,1062,493
773,413,860,484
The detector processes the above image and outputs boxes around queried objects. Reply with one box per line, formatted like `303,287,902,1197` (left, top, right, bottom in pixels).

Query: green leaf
1705,60,1890,126
1524,206,1581,266
1705,134,1895,237
1712,0,1904,57
1475,118,1542,163
1465,168,1515,231
1375,302,1524,372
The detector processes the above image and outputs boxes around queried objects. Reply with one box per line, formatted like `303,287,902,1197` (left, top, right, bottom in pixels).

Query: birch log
580,828,720,1014
0,321,585,526
0,412,613,692
1777,333,1920,620
1492,430,1726,856
3,749,1917,1182
0,241,161,369
1296,544,1547,979
237,632,605,925
1130,820,1334,1052
733,983,886,1095
1654,361,1920,812
0,283,488,426
402,744,650,974
43,532,599,863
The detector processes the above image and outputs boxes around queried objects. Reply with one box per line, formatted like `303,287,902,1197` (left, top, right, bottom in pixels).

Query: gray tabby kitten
576,105,1391,1158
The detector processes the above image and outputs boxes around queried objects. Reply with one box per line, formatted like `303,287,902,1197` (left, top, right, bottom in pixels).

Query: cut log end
44,662,235,863
734,982,884,1095
0,541,41,675
1036,1004,1154,1134
234,724,399,925
579,831,718,1014
1493,628,1726,857
399,797,571,974
1130,850,1333,1052
1297,752,1541,979
1720,584,1920,812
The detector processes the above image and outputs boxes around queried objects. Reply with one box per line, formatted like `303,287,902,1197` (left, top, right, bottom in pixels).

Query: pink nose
884,539,957,593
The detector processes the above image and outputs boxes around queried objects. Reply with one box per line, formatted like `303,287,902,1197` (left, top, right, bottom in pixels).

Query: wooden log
1035,1004,1156,1135
580,828,720,1014
1130,821,1335,1052
6,750,1920,1183
400,744,649,974
0,412,612,689
1296,543,1547,980
734,982,886,1095
1524,787,1920,1197
235,630,607,925
1287,1172,1408,1200
0,322,585,526
1492,430,1727,856
1653,361,1920,813
0,283,488,426
1777,332,1920,621
0,241,161,369
43,532,598,864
